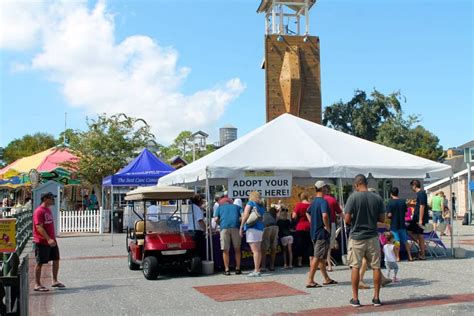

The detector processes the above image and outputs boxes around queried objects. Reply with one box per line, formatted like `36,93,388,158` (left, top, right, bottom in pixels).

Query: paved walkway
28,221,474,315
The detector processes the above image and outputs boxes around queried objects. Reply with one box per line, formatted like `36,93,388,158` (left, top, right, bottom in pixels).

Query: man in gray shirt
344,174,385,308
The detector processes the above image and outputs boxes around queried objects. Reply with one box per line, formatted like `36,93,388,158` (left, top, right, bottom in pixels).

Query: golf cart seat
134,220,152,238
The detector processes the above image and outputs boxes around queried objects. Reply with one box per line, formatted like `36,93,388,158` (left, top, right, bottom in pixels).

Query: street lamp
191,131,209,162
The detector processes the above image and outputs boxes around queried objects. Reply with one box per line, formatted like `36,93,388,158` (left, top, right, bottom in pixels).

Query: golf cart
125,185,202,280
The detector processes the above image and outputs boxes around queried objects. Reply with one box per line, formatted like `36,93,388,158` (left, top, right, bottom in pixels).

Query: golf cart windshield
127,199,194,234
125,185,196,234
145,200,191,233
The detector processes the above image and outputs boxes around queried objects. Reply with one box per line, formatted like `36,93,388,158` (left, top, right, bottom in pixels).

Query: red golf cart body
125,186,202,279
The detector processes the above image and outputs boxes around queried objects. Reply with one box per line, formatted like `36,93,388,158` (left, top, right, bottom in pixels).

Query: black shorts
34,243,60,264
407,220,424,235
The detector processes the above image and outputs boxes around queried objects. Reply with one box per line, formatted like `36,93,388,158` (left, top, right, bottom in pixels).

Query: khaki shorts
313,239,330,259
262,225,279,251
220,228,241,251
347,236,381,269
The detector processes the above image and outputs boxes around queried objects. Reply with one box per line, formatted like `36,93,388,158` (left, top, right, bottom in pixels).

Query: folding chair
422,223,436,257
426,223,448,257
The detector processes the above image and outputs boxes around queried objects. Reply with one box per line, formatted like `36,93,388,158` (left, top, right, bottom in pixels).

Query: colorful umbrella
0,147,78,178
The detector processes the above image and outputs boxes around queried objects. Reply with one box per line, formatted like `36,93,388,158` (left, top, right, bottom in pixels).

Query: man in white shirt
188,194,206,259
147,201,161,222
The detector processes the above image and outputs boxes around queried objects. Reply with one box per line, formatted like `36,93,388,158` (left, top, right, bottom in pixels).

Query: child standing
277,208,293,269
383,231,400,282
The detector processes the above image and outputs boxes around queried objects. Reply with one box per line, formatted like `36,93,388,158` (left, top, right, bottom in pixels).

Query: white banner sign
228,171,292,198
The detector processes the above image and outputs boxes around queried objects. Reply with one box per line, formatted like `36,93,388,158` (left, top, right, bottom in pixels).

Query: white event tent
158,113,452,186
158,113,453,264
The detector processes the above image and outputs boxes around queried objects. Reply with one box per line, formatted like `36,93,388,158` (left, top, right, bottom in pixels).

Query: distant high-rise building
220,125,237,146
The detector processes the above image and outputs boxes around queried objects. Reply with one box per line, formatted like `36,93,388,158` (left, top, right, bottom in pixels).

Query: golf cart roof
125,185,195,201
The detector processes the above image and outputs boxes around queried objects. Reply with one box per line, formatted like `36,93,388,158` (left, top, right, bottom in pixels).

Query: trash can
113,210,124,233
462,213,469,225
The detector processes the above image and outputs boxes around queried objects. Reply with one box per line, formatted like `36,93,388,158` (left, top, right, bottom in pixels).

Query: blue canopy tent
102,148,174,187
101,149,174,244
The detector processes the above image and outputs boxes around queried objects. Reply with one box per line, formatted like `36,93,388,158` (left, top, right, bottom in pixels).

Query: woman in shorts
278,207,294,269
240,191,266,277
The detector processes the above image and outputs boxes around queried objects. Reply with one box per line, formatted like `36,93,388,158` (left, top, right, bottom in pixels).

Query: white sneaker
248,271,262,277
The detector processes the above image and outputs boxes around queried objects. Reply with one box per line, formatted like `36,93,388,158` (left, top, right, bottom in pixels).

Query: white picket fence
59,209,101,233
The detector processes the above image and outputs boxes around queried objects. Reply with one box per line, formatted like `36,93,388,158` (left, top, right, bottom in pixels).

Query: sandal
224,270,231,276
34,286,49,292
305,282,322,288
323,279,338,285
51,282,66,288
235,269,242,275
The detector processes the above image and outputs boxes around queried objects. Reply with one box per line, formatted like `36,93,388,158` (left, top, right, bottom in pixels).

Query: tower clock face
29,169,40,188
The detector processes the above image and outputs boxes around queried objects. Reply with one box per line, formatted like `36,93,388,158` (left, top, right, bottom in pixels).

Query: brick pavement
27,221,474,315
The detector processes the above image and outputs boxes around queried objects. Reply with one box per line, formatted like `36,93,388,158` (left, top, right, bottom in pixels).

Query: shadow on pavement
30,284,127,296
388,277,438,288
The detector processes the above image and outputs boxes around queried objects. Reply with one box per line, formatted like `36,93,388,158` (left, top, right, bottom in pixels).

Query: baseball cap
314,180,328,189
40,192,57,201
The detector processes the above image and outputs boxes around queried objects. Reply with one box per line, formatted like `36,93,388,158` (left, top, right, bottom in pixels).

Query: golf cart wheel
143,256,159,280
187,256,202,276
128,251,140,271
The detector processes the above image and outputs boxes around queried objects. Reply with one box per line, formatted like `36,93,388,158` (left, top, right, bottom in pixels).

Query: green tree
323,89,402,141
174,131,193,157
324,89,443,161
3,133,58,164
64,113,155,204
157,131,216,163
58,128,81,146
376,113,444,161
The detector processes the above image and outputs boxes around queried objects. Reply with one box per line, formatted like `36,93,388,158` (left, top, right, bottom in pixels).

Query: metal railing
0,207,32,315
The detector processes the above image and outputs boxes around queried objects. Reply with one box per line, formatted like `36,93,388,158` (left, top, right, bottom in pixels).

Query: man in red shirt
33,192,65,291
322,184,342,272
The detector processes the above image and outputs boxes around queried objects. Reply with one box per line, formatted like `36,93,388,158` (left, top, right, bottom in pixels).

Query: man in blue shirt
214,199,242,275
306,180,337,288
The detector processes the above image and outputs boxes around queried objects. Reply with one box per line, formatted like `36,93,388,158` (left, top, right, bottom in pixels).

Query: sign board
470,181,474,191
0,218,16,253
228,171,292,198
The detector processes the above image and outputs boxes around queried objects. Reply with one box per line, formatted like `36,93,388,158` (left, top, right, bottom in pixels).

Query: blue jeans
432,211,444,224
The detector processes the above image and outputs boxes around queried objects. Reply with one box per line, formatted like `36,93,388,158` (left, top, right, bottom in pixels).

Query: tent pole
337,178,347,263
449,176,454,257
101,186,105,209
205,168,213,262
111,186,114,247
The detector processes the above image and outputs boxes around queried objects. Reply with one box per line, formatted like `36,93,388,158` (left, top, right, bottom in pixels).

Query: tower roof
257,0,316,13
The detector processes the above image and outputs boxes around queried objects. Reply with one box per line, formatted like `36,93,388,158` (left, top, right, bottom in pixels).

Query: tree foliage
376,114,444,160
323,89,402,141
158,131,216,163
64,113,155,191
324,89,443,161
3,133,58,164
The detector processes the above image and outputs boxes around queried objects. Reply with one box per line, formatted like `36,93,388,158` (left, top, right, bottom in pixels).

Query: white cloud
1,0,245,143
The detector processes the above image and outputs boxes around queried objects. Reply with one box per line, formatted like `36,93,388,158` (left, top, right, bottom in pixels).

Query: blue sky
0,0,472,149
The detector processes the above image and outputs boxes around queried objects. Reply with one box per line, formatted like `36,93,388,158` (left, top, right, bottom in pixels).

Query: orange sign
0,219,16,252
